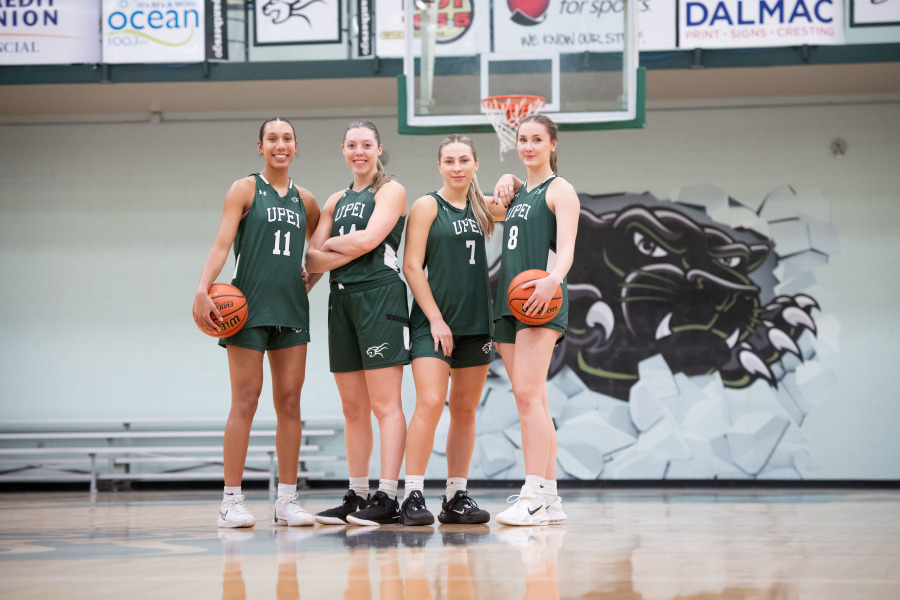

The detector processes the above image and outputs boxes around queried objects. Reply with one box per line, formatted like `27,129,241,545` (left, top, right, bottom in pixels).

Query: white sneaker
545,496,567,524
273,494,315,527
495,486,549,527
218,494,255,528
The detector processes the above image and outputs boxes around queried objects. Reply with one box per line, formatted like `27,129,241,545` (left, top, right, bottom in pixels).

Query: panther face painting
540,193,819,400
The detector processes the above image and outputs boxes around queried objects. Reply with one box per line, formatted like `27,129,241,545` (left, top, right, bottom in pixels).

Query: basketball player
304,120,409,526
491,115,579,526
193,117,321,528
398,135,495,526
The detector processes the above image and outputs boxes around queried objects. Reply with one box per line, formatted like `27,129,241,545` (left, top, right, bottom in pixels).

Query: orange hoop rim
480,94,546,110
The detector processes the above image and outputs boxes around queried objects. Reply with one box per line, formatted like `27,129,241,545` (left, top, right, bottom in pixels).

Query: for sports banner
492,0,677,53
678,0,845,48
102,0,206,64
0,1,100,66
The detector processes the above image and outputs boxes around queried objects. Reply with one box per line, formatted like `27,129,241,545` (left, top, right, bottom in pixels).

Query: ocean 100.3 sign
678,0,845,48
102,0,205,64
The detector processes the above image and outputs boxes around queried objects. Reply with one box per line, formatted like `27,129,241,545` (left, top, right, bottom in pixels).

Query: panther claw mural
429,184,840,481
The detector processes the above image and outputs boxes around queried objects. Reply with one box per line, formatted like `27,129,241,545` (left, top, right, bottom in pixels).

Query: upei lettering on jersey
267,207,304,229
334,201,367,222
506,203,532,221
451,217,482,236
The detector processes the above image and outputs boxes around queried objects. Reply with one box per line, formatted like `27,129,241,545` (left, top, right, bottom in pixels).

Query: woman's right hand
193,289,223,336
430,318,454,357
493,173,519,207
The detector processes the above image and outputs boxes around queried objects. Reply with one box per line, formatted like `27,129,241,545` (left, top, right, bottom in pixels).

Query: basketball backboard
398,0,645,137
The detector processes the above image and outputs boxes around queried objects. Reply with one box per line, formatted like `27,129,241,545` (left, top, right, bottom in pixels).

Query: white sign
375,0,486,58
102,0,205,64
852,0,900,26
493,0,677,54
679,0,845,48
254,0,340,45
0,2,100,66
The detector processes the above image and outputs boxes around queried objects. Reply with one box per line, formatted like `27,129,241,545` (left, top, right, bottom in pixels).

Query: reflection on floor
1,488,899,599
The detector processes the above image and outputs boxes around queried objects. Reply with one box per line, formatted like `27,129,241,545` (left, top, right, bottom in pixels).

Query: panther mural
460,186,837,481
550,192,819,400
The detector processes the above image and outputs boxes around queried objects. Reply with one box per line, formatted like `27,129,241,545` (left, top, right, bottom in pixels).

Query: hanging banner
357,0,374,57
0,2,100,66
492,0,677,53
254,0,340,45
206,0,228,60
678,0,845,48
851,0,900,27
375,0,486,58
102,0,206,64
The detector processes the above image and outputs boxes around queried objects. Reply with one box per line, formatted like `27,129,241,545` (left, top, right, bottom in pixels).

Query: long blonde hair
343,120,395,193
518,114,559,173
438,134,494,237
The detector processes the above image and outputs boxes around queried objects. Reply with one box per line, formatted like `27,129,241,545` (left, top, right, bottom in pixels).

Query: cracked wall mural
427,184,840,481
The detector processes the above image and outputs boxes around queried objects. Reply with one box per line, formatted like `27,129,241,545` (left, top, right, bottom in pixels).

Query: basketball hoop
480,95,545,159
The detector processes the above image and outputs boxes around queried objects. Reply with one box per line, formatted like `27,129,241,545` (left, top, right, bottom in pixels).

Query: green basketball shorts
410,333,494,368
328,278,411,373
218,325,310,352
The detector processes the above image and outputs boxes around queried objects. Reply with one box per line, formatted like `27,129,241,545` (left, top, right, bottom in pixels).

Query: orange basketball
507,269,563,326
203,283,248,338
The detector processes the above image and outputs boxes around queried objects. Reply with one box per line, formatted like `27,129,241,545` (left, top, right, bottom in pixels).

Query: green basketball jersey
230,174,309,330
493,175,569,324
329,185,405,286
409,193,492,338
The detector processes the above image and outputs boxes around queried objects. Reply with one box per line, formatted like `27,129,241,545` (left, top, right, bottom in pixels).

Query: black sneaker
399,490,435,526
315,490,368,525
346,490,400,526
437,490,490,525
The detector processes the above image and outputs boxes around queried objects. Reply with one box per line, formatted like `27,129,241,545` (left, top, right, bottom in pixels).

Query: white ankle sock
378,479,399,500
446,477,467,498
404,475,425,500
278,483,296,498
524,475,545,497
223,486,241,500
349,477,369,499
541,480,558,503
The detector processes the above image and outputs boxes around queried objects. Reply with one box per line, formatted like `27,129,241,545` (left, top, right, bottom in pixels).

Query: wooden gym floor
0,487,898,599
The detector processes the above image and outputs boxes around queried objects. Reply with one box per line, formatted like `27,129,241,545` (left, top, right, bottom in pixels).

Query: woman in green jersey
304,120,410,526
193,117,321,529
491,114,580,527
397,135,496,526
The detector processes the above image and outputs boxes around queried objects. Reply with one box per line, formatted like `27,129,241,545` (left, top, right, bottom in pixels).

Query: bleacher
0,416,343,493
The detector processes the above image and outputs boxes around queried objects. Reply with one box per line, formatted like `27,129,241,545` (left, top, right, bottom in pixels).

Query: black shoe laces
449,492,478,511
368,491,388,506
407,493,427,512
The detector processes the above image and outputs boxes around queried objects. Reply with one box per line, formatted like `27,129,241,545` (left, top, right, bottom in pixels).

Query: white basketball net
481,95,546,159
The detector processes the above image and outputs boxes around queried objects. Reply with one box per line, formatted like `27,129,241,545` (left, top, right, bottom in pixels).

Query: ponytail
371,158,395,194
467,173,495,238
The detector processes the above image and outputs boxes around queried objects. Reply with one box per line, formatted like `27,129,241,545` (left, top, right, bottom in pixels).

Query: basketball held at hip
507,269,562,326
201,283,248,338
